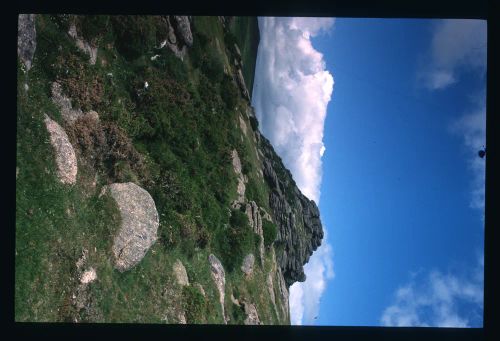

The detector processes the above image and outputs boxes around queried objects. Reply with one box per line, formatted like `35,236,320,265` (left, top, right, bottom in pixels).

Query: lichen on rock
51,82,84,125
68,23,98,65
208,253,227,324
173,259,189,287
241,253,255,276
104,182,159,272
43,114,78,185
243,302,261,325
17,14,36,71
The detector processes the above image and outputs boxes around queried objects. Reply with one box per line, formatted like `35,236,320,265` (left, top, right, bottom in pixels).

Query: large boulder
105,182,159,272
208,254,227,324
43,114,78,185
17,14,36,71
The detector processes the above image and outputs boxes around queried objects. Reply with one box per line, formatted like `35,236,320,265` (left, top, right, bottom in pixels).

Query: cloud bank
419,19,487,90
381,257,484,327
252,17,335,325
252,16,334,203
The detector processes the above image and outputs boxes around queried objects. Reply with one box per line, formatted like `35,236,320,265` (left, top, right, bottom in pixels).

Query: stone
177,311,187,324
68,23,98,65
17,14,36,71
43,114,78,185
173,259,189,286
243,302,261,325
172,16,193,47
167,24,177,44
80,267,97,284
245,201,265,267
194,283,205,297
234,43,241,58
239,115,248,136
105,182,159,272
240,253,255,276
208,254,227,324
231,149,242,174
236,69,250,101
51,82,84,125
230,293,240,306
231,149,247,203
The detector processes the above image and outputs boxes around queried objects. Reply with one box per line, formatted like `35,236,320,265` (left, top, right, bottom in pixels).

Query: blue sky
252,18,486,327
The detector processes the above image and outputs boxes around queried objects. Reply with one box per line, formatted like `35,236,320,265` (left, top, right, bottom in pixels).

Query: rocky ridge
250,107,324,287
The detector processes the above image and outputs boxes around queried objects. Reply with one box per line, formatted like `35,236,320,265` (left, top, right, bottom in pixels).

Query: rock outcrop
68,23,98,65
240,253,255,276
173,259,189,287
243,302,261,325
43,114,78,185
172,16,193,47
51,82,84,125
208,254,227,324
17,14,36,71
257,133,324,287
158,16,193,61
231,149,247,203
105,182,159,272
245,201,265,266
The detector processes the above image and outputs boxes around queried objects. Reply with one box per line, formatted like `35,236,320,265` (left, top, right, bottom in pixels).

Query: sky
252,17,486,327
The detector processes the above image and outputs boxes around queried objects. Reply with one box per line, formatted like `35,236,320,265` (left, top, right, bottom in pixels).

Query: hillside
16,15,324,324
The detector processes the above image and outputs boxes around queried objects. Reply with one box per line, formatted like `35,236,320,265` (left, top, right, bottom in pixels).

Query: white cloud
252,16,335,326
380,258,484,327
252,16,335,203
420,19,487,90
450,105,486,211
290,228,335,325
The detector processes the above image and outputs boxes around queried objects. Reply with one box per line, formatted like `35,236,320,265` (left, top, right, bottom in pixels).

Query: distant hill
16,14,323,324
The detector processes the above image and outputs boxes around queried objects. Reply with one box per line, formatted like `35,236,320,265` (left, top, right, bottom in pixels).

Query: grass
229,17,260,98
16,14,287,324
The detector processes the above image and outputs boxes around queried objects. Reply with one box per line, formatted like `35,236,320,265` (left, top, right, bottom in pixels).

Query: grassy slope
229,17,260,98
16,15,284,324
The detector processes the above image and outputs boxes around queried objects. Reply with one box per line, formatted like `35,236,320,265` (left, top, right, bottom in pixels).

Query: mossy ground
16,15,287,324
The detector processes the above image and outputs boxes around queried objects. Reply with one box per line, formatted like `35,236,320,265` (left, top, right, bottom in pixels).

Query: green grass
229,17,260,98
16,14,286,324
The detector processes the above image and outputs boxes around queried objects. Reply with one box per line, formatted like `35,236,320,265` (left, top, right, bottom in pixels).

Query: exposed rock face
266,272,277,312
68,23,97,65
231,149,247,203
243,302,261,325
208,254,227,324
43,114,78,185
159,16,193,61
172,16,193,47
105,182,159,272
240,253,255,276
173,259,189,286
17,14,36,71
51,82,84,125
245,201,265,266
236,69,250,101
258,134,324,287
